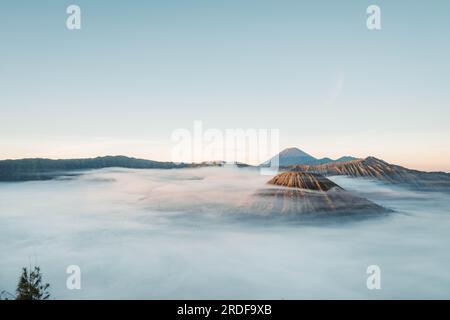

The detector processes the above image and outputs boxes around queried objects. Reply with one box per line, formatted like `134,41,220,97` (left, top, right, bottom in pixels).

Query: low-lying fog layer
1,167,450,299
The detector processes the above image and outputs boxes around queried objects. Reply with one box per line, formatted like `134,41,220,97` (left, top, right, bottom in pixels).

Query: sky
0,0,449,171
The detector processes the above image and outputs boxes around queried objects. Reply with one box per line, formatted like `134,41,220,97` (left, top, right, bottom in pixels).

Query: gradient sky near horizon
1,0,449,171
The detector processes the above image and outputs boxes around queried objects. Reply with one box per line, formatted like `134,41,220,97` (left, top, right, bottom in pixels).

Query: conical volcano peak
261,147,358,167
278,147,313,158
263,147,318,167
248,171,387,216
268,171,342,192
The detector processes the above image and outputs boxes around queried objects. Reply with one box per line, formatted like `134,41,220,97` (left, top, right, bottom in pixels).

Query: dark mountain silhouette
262,147,358,167
0,156,254,181
290,156,450,190
0,156,187,181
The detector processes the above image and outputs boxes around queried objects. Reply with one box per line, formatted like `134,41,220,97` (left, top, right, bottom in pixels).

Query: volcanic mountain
268,171,341,191
262,147,357,167
290,157,450,190
248,171,386,216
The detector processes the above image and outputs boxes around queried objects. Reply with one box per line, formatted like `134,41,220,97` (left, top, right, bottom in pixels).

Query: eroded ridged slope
290,157,450,189
246,171,386,216
267,172,341,191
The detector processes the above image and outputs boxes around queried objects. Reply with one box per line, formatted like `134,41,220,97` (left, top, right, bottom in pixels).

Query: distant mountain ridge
262,147,358,167
0,155,252,181
1,152,450,190
290,156,450,190
0,156,187,181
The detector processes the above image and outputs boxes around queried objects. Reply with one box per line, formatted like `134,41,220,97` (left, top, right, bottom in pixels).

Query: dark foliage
15,266,50,300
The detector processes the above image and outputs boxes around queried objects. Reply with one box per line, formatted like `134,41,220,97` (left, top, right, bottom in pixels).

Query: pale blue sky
1,1,449,170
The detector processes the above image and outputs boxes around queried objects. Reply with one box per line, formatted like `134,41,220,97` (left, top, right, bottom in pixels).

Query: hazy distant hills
1,150,450,191
0,156,187,181
290,156,450,190
262,147,358,167
0,156,254,181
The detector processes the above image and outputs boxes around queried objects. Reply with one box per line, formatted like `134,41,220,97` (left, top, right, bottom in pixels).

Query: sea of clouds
1,167,450,299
